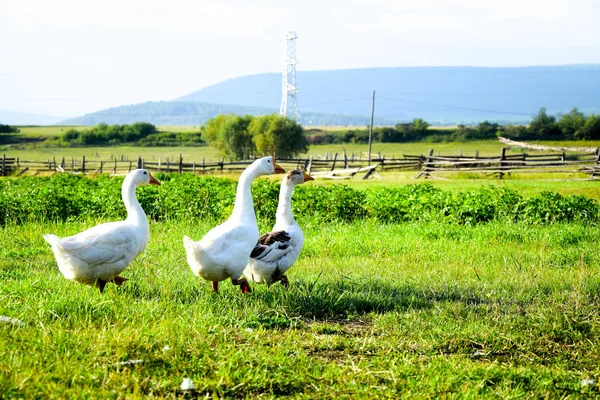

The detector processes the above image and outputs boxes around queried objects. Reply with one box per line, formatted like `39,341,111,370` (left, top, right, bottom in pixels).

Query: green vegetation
202,114,308,159
2,172,600,397
0,124,19,134
1,174,599,226
307,108,600,145
45,122,159,146
2,218,600,397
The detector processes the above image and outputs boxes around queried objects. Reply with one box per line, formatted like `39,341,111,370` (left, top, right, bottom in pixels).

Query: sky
1,0,599,117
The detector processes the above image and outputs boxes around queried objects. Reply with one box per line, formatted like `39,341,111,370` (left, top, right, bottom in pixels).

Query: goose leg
212,281,219,293
280,275,289,288
96,278,107,293
112,276,129,286
232,278,252,294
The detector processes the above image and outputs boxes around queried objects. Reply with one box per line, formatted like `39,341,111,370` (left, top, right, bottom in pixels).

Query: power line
377,95,533,116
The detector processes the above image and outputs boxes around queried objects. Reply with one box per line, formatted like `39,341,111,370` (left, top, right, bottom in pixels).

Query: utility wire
378,95,533,116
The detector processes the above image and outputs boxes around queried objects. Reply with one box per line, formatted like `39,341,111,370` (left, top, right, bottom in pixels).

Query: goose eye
143,171,147,175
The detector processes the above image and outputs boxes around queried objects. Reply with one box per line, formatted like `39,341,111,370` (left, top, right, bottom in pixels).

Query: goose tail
42,234,62,249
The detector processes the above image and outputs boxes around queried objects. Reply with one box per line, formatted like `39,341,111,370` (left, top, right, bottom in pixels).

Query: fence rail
413,147,600,179
2,147,600,179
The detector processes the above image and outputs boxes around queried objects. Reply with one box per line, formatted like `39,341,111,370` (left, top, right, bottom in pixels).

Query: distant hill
60,101,389,126
60,65,600,126
0,110,66,125
178,65,600,124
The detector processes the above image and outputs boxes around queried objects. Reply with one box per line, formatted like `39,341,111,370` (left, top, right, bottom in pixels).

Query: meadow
1,172,600,397
2,219,600,398
2,129,600,397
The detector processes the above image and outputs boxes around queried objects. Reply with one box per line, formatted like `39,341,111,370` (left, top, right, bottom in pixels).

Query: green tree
475,121,500,139
249,114,308,158
411,118,430,134
528,107,560,138
576,115,600,140
0,124,19,134
201,114,254,159
558,108,586,139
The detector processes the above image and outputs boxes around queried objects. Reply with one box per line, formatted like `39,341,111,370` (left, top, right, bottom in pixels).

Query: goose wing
250,230,292,262
58,223,136,265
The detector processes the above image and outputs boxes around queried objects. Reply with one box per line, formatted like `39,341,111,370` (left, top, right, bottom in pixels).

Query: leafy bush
137,131,205,146
0,175,598,226
46,123,158,146
0,124,19,134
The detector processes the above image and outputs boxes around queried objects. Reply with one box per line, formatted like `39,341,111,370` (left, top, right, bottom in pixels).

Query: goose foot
232,278,252,294
112,276,129,286
96,279,107,293
212,281,219,293
280,275,289,288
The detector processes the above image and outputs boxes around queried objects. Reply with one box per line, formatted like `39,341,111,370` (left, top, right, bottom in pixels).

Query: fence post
414,149,434,179
592,148,600,179
499,147,507,179
1,154,5,176
137,156,143,169
331,153,338,171
343,149,348,168
179,154,183,174
82,156,86,174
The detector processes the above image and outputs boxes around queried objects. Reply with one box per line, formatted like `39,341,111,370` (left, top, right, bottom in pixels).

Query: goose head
252,156,285,176
126,169,161,186
284,169,314,185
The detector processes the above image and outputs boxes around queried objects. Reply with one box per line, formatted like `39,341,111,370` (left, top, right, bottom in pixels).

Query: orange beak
303,172,314,181
149,173,161,186
272,156,285,174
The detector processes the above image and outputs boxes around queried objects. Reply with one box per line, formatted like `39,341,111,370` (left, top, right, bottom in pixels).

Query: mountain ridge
50,64,600,126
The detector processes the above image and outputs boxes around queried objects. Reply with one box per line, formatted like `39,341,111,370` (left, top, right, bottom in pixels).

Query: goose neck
231,167,259,222
276,181,295,225
122,177,147,227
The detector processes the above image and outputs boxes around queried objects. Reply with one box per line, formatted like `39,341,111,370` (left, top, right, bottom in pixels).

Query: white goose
43,169,161,293
244,169,313,287
183,156,285,293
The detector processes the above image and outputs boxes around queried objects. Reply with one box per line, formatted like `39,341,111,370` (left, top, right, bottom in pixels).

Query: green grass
2,219,600,397
15,126,91,138
2,145,220,164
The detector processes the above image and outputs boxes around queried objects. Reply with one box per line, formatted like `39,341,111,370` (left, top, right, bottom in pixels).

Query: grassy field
2,218,600,397
15,126,91,138
1,140,509,161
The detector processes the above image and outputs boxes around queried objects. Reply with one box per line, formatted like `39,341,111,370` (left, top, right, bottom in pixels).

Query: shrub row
1,174,598,226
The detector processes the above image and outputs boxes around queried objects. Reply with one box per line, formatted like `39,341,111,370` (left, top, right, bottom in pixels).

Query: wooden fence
2,147,600,179
413,148,600,179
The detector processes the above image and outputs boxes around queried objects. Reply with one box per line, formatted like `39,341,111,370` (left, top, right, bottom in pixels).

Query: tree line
7,114,308,160
306,107,600,145
2,107,599,159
